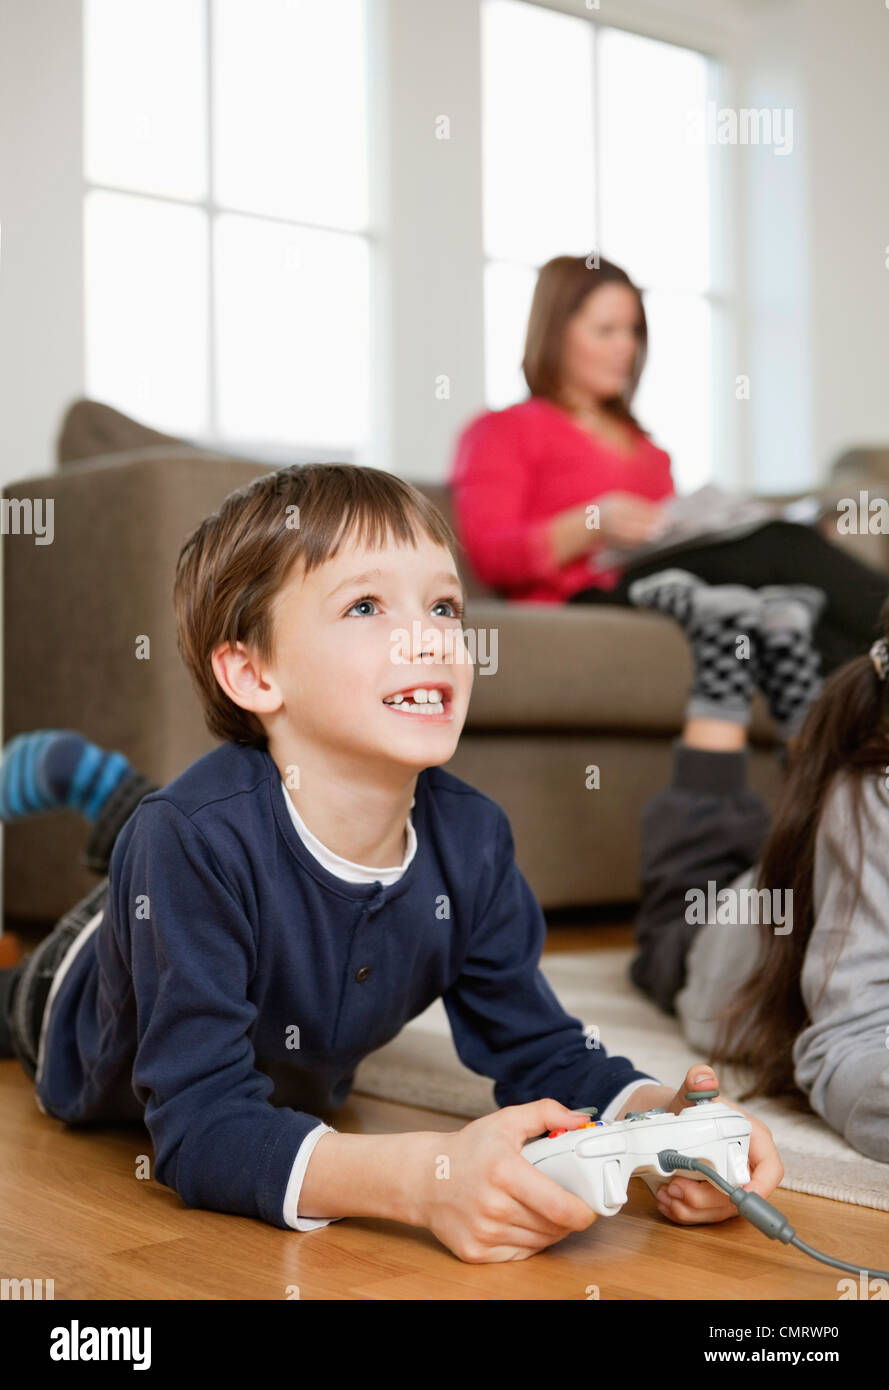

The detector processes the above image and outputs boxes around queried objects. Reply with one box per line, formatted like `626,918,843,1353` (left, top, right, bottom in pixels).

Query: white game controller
521,1091,752,1217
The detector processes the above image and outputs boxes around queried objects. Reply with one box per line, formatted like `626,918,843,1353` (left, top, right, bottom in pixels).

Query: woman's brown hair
522,254,648,432
710,598,889,1107
173,462,461,749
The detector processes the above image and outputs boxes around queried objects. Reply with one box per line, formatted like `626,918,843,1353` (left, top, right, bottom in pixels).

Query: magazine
590,484,825,574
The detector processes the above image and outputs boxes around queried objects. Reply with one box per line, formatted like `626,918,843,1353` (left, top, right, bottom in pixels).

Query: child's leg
0,731,132,821
81,768,159,873
0,968,19,1058
628,573,771,1011
0,877,110,1073
627,575,827,1012
0,737,159,1067
755,585,825,738
0,730,159,875
630,738,771,1013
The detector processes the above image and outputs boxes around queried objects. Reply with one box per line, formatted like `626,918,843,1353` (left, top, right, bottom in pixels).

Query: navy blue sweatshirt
33,741,656,1229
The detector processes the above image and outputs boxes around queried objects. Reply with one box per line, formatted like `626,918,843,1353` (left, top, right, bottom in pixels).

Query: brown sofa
5,399,889,926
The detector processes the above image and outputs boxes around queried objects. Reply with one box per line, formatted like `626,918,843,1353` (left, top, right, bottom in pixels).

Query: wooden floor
2,921,887,1301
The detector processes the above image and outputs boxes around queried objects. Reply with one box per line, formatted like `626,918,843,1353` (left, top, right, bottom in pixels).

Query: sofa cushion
461,598,777,741
57,398,187,465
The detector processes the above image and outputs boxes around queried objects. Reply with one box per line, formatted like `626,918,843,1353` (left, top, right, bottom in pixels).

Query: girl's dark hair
710,598,889,1106
521,254,648,432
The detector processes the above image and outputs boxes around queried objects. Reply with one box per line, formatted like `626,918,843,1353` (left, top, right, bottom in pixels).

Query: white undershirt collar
280,778,416,885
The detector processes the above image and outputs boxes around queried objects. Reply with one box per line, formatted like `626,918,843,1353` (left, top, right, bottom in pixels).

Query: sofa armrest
2,452,274,921
820,469,889,574
4,450,278,767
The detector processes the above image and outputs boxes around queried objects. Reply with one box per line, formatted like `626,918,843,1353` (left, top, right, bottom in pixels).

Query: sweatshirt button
355,965,372,982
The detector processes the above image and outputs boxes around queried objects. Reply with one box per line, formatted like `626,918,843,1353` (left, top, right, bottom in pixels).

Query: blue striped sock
0,731,132,822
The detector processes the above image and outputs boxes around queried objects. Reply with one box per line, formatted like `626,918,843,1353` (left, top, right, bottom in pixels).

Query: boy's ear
211,641,283,716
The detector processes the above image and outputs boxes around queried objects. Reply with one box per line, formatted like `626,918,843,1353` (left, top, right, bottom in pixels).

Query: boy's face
264,529,474,772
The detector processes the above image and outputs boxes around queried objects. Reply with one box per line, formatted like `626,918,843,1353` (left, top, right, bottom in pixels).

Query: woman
449,254,889,674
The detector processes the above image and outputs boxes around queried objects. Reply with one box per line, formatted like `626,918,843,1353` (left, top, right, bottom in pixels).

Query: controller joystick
522,1096,751,1218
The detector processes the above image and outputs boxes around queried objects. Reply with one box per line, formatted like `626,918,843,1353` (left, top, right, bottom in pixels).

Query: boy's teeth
384,687,444,708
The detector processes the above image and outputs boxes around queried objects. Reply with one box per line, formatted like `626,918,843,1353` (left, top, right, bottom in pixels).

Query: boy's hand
631,1064,784,1226
412,1098,599,1264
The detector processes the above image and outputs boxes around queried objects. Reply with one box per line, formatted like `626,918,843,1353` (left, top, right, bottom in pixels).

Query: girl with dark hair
449,253,889,674
627,568,889,1168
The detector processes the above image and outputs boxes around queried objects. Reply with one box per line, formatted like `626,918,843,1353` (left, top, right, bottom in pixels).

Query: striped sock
0,731,133,822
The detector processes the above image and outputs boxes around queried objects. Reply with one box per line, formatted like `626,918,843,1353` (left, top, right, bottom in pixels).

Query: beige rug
354,947,889,1213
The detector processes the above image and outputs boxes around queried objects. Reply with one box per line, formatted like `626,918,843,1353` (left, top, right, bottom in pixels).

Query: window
83,0,371,459
481,0,721,493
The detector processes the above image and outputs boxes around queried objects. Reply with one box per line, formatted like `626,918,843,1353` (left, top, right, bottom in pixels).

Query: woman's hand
547,492,667,568
595,491,666,549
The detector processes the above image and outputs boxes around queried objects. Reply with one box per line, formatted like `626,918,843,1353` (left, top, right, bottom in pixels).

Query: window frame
479,0,742,493
81,0,377,465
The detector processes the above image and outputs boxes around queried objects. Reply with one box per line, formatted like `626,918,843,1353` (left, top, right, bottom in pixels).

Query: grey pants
1,877,111,1078
629,742,772,1014
0,768,157,1075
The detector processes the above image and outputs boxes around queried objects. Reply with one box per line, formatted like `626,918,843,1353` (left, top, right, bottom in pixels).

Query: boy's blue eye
346,596,380,617
433,598,465,619
345,594,465,619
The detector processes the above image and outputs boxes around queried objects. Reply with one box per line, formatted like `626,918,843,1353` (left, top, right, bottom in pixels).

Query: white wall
376,0,487,483
734,0,814,494
737,0,889,491
804,0,889,477
0,0,84,486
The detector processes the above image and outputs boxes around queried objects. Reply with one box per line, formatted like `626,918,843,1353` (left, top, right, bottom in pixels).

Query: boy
0,463,781,1262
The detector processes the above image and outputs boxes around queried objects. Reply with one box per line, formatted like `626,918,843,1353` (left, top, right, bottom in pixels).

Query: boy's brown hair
173,462,462,748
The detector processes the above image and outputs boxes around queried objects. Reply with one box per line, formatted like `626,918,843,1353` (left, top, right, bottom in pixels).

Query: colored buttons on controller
546,1120,605,1137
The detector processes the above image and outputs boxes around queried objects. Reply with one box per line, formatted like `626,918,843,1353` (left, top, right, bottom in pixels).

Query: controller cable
657,1149,889,1281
